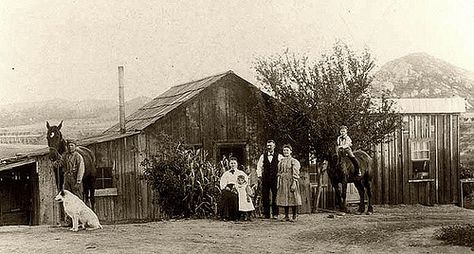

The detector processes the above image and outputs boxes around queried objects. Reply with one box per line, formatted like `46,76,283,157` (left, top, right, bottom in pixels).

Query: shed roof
393,97,466,114
0,144,49,172
80,131,140,145
104,70,233,134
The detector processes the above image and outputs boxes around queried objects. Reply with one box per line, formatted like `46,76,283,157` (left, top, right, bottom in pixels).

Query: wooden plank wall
88,135,160,223
85,75,277,221
36,155,60,225
371,113,460,206
148,75,269,180
437,114,460,204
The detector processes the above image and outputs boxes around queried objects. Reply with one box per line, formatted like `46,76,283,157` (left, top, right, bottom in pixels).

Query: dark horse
327,149,373,214
46,121,97,210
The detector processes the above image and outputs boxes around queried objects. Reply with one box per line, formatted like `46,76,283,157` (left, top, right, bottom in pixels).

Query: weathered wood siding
87,135,160,223
371,114,460,205
84,75,276,221
35,155,60,225
146,74,270,182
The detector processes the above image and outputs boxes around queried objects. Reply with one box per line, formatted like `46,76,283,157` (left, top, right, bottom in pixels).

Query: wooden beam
0,159,36,172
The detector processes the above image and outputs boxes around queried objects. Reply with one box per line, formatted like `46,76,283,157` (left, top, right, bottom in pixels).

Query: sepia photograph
1,1,474,253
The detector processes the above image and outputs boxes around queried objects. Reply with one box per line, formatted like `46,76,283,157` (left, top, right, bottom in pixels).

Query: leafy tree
255,42,402,211
254,42,402,160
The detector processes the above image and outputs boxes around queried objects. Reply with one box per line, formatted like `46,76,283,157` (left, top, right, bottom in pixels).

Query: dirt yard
1,205,473,254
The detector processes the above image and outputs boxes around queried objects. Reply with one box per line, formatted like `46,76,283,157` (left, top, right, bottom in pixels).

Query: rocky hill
372,52,474,110
372,53,474,162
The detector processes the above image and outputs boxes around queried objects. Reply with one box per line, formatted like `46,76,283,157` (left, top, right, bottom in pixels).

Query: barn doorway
0,161,39,226
215,142,247,173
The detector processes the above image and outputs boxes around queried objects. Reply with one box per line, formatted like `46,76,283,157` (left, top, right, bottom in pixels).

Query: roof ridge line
170,70,233,88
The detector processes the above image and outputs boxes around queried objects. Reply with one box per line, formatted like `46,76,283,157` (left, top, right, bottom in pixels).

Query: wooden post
118,66,126,134
312,161,327,212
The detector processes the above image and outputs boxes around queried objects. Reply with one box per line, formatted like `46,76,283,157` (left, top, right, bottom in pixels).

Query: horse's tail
354,150,373,181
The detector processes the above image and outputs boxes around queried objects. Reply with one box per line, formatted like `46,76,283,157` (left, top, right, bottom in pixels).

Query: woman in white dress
219,157,247,221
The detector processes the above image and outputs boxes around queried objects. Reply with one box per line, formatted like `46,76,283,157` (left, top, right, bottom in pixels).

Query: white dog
54,190,103,232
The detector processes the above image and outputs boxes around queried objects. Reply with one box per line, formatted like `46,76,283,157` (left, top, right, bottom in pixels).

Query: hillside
372,53,474,162
0,96,151,143
0,96,151,128
372,52,474,109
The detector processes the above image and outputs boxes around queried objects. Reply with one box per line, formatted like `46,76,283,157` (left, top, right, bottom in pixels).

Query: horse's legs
90,188,96,211
332,182,342,210
82,176,96,211
354,181,365,214
365,179,373,214
340,182,348,213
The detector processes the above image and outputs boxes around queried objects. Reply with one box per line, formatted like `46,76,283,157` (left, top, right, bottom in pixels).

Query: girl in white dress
236,174,255,221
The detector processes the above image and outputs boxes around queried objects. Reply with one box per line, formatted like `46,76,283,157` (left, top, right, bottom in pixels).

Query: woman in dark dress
219,157,247,221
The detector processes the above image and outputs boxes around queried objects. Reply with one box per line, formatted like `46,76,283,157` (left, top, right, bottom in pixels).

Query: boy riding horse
336,125,361,177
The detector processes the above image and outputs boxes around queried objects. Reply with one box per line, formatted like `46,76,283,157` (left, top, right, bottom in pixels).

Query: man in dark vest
257,140,283,219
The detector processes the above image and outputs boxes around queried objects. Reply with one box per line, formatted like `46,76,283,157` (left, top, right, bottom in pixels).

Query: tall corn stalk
142,132,221,218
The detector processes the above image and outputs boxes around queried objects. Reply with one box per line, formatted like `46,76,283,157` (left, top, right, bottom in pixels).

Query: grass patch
435,224,474,247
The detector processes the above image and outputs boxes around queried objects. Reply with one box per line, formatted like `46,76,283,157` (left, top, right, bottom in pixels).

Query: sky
1,0,473,105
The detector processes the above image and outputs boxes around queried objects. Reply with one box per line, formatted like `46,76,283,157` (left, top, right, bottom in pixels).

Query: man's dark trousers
261,154,279,218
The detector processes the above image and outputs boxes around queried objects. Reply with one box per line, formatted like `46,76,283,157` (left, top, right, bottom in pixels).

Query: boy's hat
340,125,348,130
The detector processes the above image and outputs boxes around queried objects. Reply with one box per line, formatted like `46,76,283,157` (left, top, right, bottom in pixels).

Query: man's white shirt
256,153,284,177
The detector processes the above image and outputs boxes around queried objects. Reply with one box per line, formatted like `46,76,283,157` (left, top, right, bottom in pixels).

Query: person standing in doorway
257,140,283,219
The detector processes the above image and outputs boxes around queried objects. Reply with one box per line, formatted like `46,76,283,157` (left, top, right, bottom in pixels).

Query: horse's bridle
48,146,61,161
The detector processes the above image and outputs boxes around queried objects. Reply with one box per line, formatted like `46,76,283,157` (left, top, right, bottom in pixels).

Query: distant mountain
0,96,151,128
372,52,474,109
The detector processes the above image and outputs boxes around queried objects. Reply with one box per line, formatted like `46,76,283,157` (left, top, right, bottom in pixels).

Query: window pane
95,167,114,189
423,151,429,159
103,178,113,189
411,140,430,161
103,167,113,178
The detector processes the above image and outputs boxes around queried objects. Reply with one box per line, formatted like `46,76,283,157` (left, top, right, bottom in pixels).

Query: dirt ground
1,205,473,254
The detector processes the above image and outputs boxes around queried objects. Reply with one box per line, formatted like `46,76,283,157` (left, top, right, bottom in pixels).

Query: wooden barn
314,97,466,208
78,70,282,222
0,145,62,226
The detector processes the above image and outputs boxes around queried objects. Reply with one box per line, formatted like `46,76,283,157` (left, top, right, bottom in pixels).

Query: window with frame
95,166,113,189
410,139,430,179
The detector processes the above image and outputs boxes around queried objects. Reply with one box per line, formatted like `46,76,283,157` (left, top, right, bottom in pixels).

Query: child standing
336,125,361,177
236,174,255,221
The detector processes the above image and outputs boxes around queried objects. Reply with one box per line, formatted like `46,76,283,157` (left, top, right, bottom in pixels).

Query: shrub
435,224,474,248
461,162,474,197
142,133,221,219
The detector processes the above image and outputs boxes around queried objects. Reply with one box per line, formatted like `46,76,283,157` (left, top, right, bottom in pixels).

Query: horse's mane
56,134,67,155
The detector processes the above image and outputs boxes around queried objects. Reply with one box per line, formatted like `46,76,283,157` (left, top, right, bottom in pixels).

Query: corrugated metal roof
104,70,232,134
393,97,466,114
